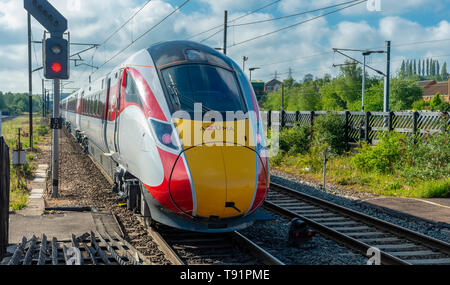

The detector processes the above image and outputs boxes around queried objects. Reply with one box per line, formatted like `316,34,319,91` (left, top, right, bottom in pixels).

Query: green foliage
390,78,423,111
430,92,443,110
279,125,312,155
353,132,404,174
36,124,50,137
416,178,450,198
312,113,347,155
400,127,450,181
412,99,430,110
0,92,42,115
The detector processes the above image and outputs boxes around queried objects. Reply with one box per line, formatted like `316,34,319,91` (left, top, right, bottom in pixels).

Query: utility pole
333,47,385,112
42,79,45,117
51,79,60,198
383,40,391,112
362,53,367,112
223,10,228,55
27,12,33,151
249,67,260,82
242,56,248,74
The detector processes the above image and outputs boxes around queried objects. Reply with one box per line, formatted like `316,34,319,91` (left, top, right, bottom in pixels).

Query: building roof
264,79,281,87
423,80,449,96
418,80,436,88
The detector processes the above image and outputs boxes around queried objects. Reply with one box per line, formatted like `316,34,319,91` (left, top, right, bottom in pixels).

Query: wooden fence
261,110,449,145
0,137,10,260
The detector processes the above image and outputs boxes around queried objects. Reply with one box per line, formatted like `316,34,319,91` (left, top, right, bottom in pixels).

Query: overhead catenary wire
227,0,367,49
76,0,155,86
91,0,191,79
230,0,361,27
186,0,282,41
200,0,362,44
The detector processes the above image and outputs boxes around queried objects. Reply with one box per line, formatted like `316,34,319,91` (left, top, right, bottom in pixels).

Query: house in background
419,79,450,102
264,79,281,93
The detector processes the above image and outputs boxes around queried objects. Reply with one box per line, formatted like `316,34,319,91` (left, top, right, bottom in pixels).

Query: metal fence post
310,111,315,127
0,137,10,260
412,111,418,134
295,111,300,126
281,110,286,128
345,111,350,151
365,111,371,143
388,111,394,132
412,111,419,143
268,110,272,128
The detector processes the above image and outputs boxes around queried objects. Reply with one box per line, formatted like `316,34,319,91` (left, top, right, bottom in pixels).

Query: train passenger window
161,64,246,114
125,72,144,109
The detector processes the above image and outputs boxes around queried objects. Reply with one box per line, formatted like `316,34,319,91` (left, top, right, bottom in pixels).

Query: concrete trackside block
16,164,49,216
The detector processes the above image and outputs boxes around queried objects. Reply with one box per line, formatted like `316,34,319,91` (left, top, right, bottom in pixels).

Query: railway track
143,221,284,265
2,231,147,265
265,182,450,265
63,128,283,265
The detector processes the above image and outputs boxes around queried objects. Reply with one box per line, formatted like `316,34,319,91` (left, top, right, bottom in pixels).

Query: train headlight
150,119,179,150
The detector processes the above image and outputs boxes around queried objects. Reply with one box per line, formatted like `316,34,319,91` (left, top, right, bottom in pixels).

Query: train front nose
169,119,267,219
179,144,257,218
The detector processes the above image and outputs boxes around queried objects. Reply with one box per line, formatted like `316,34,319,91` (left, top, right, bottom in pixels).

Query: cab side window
125,72,144,109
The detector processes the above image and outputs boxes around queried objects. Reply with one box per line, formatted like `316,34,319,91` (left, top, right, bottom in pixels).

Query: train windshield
161,64,246,114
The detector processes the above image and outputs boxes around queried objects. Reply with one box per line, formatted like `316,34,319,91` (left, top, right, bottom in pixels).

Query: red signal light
51,62,62,73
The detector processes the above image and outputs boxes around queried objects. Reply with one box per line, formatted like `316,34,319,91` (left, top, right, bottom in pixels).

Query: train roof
147,40,235,70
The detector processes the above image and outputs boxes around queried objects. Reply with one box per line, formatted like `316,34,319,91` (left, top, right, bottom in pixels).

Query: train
61,41,269,233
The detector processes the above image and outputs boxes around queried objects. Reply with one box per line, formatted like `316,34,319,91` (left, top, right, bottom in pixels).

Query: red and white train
61,41,269,232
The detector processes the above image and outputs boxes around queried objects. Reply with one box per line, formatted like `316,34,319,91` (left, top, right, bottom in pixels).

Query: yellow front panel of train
174,118,257,219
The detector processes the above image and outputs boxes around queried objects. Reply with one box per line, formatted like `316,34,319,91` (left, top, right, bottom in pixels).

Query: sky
0,0,449,94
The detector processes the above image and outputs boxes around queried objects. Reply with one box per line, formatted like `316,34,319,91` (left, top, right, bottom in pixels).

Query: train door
102,77,111,153
104,69,124,156
76,91,83,130
113,71,125,154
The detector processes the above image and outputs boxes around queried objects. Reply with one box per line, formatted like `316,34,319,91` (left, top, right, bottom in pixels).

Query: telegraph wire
230,0,361,27
189,0,282,41
228,0,367,49
100,0,154,46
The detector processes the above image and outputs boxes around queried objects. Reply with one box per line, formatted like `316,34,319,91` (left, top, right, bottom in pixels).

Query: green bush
313,113,346,155
279,125,312,155
417,178,450,198
353,132,405,174
400,128,450,180
36,124,50,137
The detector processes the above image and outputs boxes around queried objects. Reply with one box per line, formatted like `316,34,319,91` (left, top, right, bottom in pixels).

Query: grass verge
1,114,50,210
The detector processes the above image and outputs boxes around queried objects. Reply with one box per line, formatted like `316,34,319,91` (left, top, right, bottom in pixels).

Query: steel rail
267,182,450,265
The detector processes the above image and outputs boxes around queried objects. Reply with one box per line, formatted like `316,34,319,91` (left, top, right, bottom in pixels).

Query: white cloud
0,0,448,93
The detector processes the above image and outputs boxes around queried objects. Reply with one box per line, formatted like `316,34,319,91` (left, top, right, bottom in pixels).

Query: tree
430,92,442,110
283,77,295,89
390,78,423,111
303,74,314,82
418,60,421,77
442,62,448,80
296,82,321,111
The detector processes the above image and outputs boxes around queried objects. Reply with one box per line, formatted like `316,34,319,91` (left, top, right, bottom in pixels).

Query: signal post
24,0,69,198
